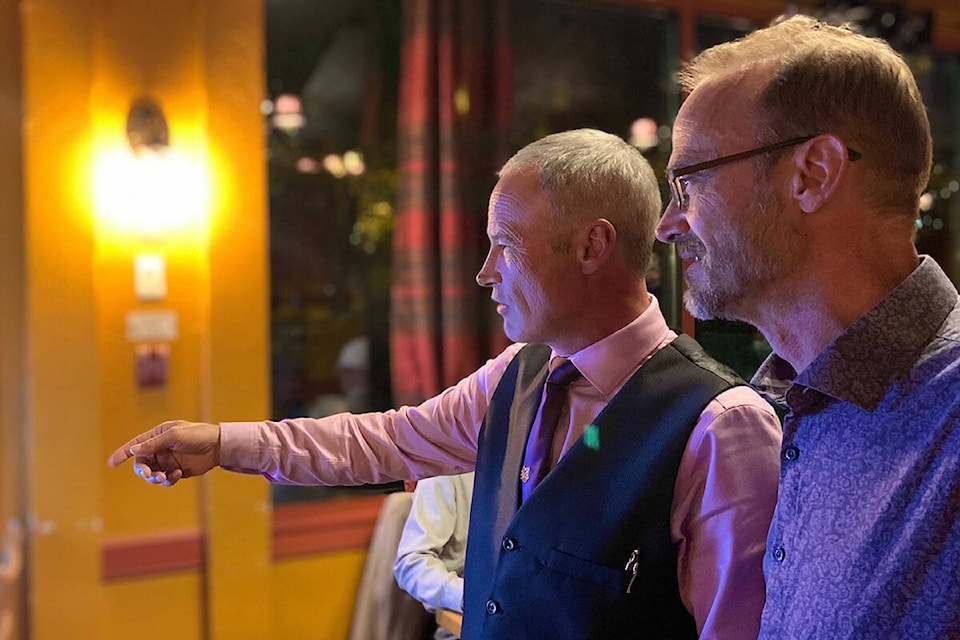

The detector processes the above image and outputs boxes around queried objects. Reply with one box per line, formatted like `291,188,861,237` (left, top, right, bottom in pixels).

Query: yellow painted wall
0,1,26,638
0,0,24,527
21,0,104,635
201,2,274,634
10,0,368,638
273,551,369,639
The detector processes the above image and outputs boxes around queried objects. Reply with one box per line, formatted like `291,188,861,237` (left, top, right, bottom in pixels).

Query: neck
551,277,650,355
748,241,918,373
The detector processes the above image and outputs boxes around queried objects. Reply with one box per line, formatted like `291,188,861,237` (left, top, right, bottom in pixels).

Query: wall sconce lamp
94,95,208,240
127,96,170,152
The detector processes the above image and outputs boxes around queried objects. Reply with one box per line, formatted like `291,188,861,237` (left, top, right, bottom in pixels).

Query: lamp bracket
126,97,169,151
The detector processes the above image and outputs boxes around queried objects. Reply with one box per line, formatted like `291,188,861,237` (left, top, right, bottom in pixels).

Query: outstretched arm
108,344,525,488
107,420,221,486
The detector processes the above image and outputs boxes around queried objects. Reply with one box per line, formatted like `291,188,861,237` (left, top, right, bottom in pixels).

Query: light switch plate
126,310,179,342
134,254,167,302
135,343,170,388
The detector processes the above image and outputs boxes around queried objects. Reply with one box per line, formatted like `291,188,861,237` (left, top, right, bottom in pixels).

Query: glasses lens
671,177,685,209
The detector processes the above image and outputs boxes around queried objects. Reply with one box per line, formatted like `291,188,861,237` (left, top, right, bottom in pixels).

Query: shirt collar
752,256,958,412
554,295,674,399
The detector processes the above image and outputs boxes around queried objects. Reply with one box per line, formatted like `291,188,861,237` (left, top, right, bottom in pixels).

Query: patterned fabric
391,0,512,406
753,256,960,639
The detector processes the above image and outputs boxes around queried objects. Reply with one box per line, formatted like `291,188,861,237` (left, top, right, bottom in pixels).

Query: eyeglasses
667,135,862,210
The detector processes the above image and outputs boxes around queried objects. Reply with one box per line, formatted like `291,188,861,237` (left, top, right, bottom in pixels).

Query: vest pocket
543,547,624,590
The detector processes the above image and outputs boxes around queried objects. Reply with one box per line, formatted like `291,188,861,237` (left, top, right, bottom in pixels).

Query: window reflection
267,0,400,503
512,0,681,327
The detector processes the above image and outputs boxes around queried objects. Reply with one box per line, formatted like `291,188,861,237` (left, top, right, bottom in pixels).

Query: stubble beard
682,182,796,322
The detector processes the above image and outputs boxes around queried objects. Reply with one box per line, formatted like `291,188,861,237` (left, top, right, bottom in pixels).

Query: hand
108,420,221,486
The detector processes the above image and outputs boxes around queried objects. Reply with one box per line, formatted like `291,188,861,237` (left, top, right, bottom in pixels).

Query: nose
476,247,499,287
655,200,689,245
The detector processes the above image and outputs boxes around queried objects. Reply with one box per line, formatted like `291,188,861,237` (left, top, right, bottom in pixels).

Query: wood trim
101,494,387,580
436,609,463,637
607,0,788,25
933,6,960,53
272,494,386,560
102,528,205,581
610,0,960,54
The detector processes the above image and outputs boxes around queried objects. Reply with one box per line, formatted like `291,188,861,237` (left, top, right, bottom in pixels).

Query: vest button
485,599,501,615
501,536,518,552
773,546,786,563
782,445,800,462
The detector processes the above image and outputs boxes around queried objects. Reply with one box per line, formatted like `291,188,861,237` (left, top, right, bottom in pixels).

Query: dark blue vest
461,336,742,639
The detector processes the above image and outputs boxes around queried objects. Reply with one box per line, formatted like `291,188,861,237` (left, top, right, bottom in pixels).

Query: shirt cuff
439,577,465,613
219,421,264,473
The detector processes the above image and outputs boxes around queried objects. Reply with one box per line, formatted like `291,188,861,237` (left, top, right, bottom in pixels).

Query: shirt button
485,599,501,615
501,536,518,552
782,445,800,462
773,547,786,562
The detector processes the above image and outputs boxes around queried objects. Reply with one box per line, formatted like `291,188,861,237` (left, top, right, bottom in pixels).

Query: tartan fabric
391,0,512,406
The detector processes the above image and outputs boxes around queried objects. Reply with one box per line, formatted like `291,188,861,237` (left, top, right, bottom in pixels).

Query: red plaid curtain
391,0,512,405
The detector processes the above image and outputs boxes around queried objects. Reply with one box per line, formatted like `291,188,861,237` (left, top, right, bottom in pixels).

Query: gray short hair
499,129,661,274
680,14,931,217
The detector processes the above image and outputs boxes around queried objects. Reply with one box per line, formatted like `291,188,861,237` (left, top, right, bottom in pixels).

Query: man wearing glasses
657,15,960,639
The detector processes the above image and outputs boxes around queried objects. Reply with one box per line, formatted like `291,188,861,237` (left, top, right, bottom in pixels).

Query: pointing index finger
107,422,174,467
107,442,137,467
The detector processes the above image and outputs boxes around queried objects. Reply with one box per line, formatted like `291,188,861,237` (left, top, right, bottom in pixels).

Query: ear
578,219,617,275
789,134,850,213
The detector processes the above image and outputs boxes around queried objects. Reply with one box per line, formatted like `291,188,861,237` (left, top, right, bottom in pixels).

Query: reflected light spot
323,154,346,178
272,94,305,132
296,157,321,174
630,117,659,150
454,86,470,115
342,150,365,176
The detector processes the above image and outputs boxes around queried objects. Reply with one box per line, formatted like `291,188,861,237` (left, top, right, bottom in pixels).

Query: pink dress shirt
221,296,782,639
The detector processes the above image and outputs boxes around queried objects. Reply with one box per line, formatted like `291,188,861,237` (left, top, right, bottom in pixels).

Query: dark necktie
520,358,582,503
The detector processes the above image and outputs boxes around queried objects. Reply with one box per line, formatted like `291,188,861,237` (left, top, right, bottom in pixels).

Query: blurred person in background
309,336,372,417
394,473,474,640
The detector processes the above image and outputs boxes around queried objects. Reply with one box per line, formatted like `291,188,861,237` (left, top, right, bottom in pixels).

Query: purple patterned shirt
753,256,960,640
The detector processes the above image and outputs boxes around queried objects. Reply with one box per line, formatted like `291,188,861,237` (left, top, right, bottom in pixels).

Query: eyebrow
487,226,521,244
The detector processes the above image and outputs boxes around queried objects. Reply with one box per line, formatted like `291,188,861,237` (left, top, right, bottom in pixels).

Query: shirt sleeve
219,344,524,485
671,385,782,639
393,474,472,613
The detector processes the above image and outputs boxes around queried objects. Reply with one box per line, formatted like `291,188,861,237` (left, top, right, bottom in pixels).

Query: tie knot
548,358,581,388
